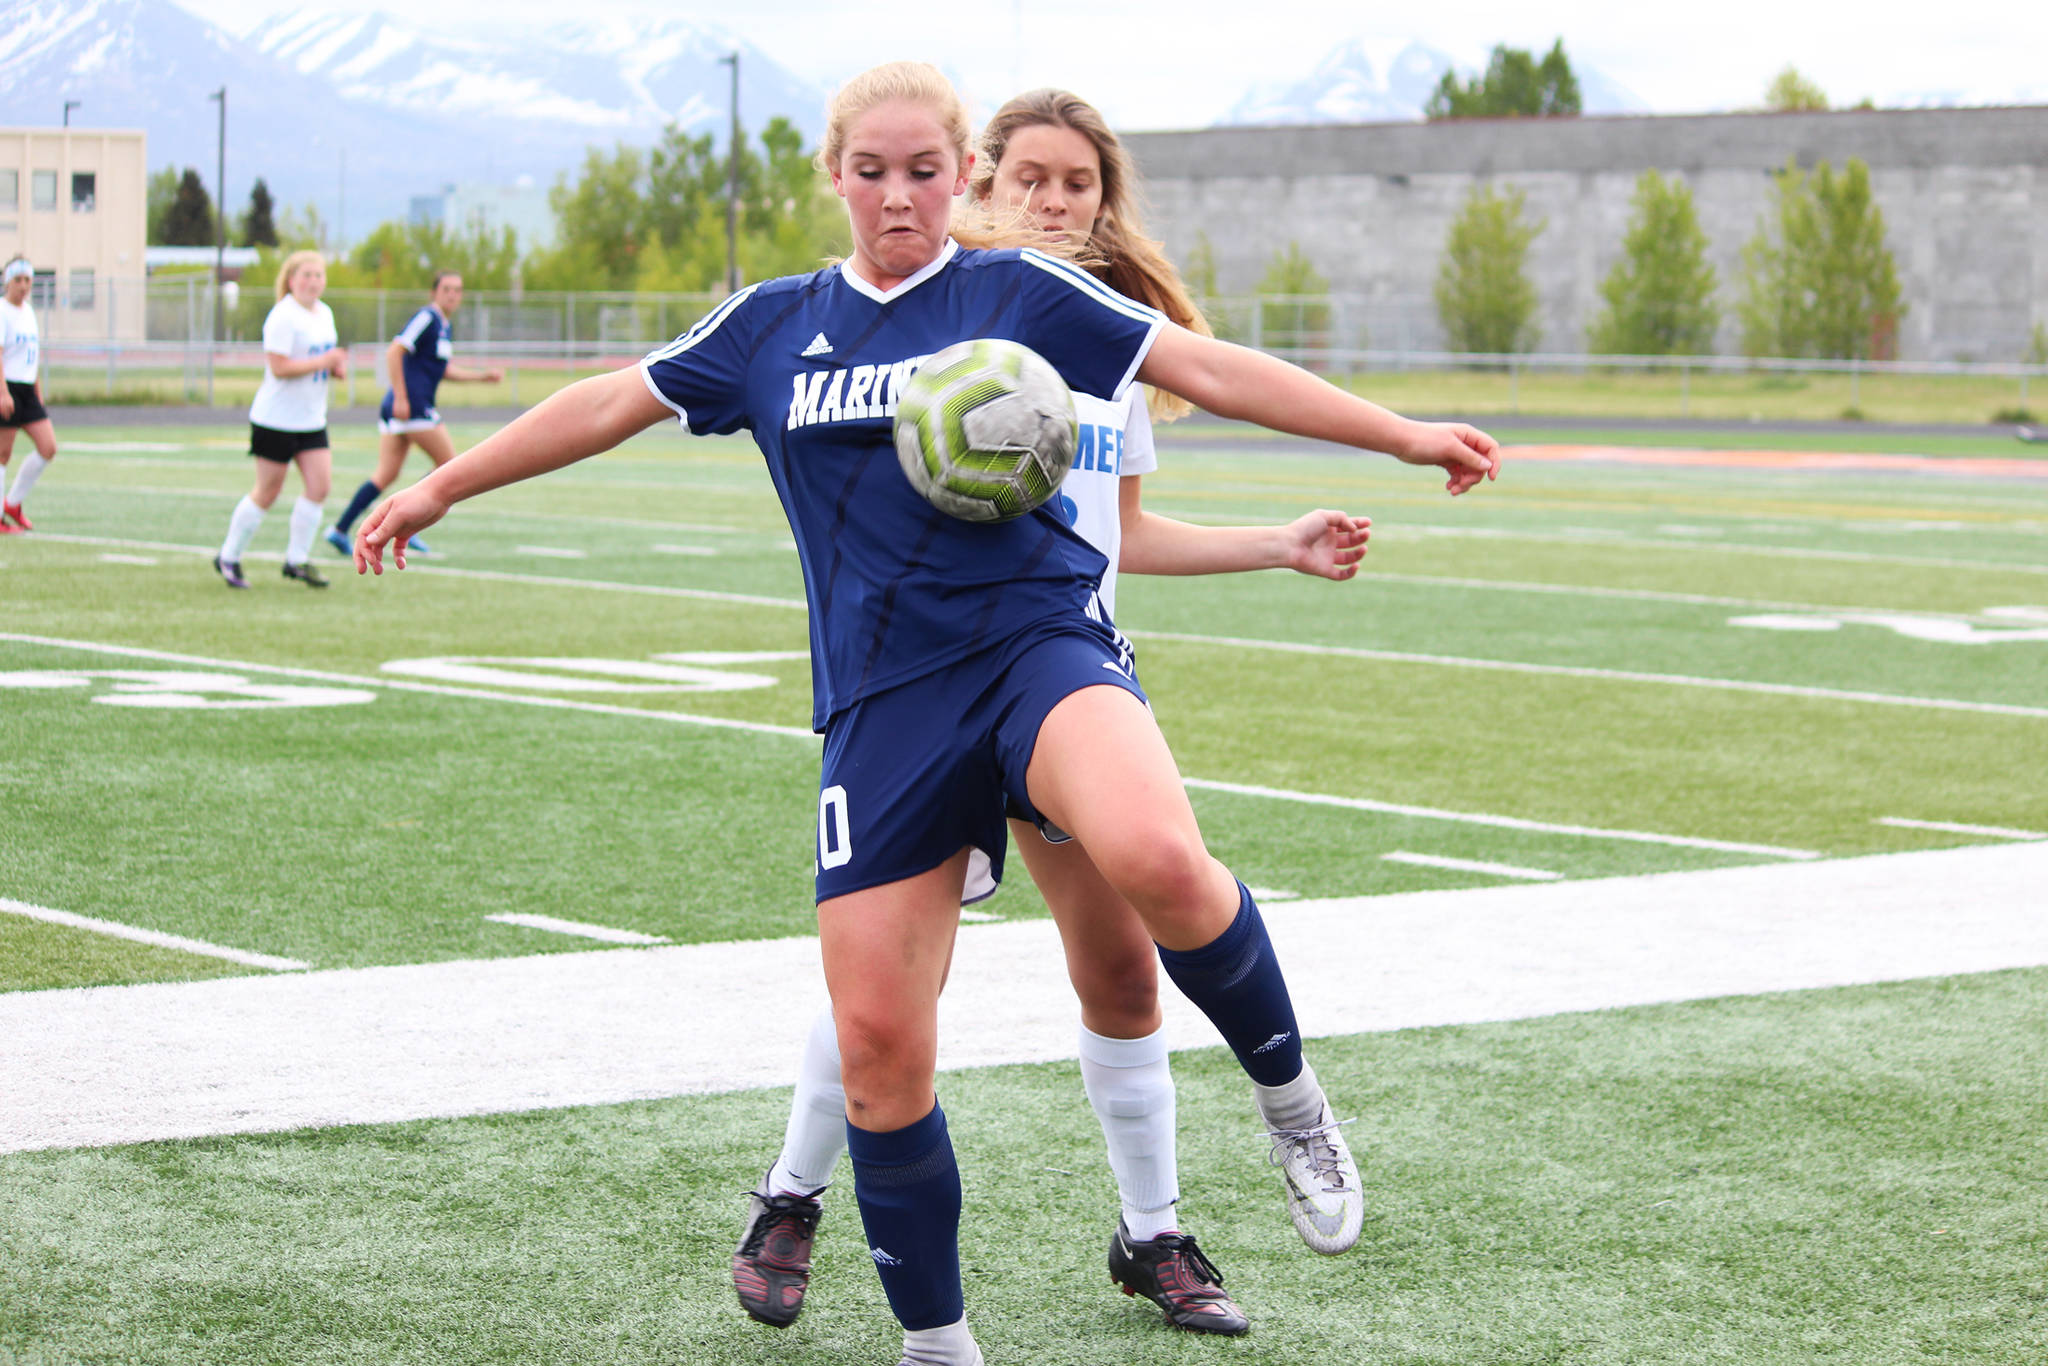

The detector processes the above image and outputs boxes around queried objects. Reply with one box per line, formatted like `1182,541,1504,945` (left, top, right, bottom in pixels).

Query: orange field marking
1506,444,2048,480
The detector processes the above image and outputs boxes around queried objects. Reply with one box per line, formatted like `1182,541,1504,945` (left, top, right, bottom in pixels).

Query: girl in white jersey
731,88,1376,1340
214,250,347,589
356,62,1498,1366
0,257,59,532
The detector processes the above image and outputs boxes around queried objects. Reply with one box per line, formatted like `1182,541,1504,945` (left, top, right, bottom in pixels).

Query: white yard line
1184,777,1819,859
1381,851,1563,881
1398,523,2048,576
484,913,669,946
515,546,589,559
0,633,820,740
4,841,2045,1155
0,897,309,972
1877,816,2048,841
1138,631,2048,721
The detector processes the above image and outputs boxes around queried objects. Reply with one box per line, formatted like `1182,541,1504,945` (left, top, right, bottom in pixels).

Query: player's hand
1284,509,1371,580
391,395,410,421
355,486,446,576
483,368,504,384
1394,419,1501,496
328,349,349,380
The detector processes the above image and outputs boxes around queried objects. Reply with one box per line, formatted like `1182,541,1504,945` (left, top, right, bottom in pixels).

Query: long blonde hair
972,89,1211,420
274,249,325,302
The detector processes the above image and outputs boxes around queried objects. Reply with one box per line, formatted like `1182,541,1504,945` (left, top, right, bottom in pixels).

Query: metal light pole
720,51,740,296
62,100,81,127
208,86,226,404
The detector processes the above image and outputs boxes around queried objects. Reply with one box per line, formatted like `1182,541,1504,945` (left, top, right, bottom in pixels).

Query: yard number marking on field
0,897,310,971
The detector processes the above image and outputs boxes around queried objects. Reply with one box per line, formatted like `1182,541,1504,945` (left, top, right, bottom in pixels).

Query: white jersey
248,297,339,432
0,298,37,385
1060,387,1158,619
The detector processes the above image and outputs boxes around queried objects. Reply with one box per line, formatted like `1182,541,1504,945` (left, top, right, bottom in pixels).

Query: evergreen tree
240,178,279,248
1426,40,1582,119
1589,170,1720,355
1435,184,1545,354
161,169,217,246
1738,158,1903,359
146,165,183,244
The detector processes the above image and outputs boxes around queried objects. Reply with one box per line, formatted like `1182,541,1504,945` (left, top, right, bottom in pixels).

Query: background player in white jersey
324,271,501,557
214,250,347,589
731,86,1376,1341
355,61,1497,1366
0,256,59,533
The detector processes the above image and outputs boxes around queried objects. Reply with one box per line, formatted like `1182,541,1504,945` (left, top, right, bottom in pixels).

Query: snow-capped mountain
0,0,826,245
1221,36,1650,126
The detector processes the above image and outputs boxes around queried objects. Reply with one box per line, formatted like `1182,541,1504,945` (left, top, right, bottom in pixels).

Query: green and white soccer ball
893,338,1078,523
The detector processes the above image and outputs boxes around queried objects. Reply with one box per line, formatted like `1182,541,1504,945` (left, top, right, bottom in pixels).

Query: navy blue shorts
813,613,1146,905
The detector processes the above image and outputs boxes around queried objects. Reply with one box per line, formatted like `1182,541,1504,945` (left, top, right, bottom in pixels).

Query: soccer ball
893,338,1078,523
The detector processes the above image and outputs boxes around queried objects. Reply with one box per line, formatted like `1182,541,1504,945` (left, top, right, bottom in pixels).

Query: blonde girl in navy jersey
357,62,1497,1366
731,86,1384,1341
215,250,346,589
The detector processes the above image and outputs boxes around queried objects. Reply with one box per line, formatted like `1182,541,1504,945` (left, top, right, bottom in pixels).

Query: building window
0,169,17,207
71,172,96,213
69,268,96,310
30,271,56,309
31,170,57,211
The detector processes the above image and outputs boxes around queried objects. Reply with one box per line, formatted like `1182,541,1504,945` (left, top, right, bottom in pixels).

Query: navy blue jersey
382,305,452,417
641,240,1164,730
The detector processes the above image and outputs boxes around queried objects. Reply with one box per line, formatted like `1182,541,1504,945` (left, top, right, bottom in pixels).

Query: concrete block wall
1121,107,2048,360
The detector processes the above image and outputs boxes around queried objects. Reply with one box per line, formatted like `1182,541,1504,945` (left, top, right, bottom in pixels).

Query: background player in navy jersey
357,61,1497,1366
324,271,501,557
215,250,346,590
731,86,1380,1341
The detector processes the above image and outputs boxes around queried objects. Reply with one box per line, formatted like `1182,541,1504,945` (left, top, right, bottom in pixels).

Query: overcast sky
182,0,2045,131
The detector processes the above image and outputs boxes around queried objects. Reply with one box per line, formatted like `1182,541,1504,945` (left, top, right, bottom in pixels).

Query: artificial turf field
2,417,2045,1363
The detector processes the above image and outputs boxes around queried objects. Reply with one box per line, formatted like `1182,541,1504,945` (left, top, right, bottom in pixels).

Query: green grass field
3,418,2046,1363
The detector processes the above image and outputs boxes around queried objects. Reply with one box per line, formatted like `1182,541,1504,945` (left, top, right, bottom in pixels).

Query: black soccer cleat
213,555,249,589
732,1188,824,1327
1108,1221,1249,1336
282,561,329,588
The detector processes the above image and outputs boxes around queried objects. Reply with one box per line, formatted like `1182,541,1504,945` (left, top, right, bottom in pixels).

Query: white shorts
378,409,443,436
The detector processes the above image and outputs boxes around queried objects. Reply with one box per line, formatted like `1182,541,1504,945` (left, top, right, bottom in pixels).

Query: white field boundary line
1134,631,2048,721
29,534,2044,720
0,897,309,972
0,634,820,741
1382,851,1563,881
1877,816,2048,841
1355,570,2019,625
1398,523,2048,577
6,841,2047,1154
1186,778,1818,860
484,913,669,945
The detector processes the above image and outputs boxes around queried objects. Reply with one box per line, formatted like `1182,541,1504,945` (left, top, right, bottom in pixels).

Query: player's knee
1073,957,1159,1035
1099,827,1212,917
833,1005,933,1095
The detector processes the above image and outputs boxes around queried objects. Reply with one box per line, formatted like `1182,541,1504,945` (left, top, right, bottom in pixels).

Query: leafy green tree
1426,40,1581,119
1738,158,1903,359
146,165,184,244
1182,232,1218,300
1763,66,1829,112
1435,184,1544,355
1588,170,1720,355
2026,322,2048,366
239,177,279,248
536,144,648,290
1257,243,1336,359
348,217,519,291
161,169,217,246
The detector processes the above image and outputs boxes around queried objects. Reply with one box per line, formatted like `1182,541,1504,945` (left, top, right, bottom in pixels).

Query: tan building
0,126,148,340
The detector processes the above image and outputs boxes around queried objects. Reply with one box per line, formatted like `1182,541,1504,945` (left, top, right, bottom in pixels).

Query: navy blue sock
1156,881,1305,1087
847,1102,964,1331
332,479,382,536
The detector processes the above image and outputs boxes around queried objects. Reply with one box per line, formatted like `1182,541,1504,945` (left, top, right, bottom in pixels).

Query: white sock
221,496,267,563
1253,1058,1327,1133
7,452,48,507
766,1003,846,1197
285,496,323,567
1079,1024,1181,1241
900,1318,981,1366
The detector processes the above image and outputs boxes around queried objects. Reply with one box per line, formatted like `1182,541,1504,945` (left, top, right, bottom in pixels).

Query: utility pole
208,86,226,404
62,100,81,127
720,51,740,296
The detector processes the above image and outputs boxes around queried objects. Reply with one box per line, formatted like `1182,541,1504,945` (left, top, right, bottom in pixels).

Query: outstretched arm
355,365,670,574
1135,325,1501,495
1117,476,1369,580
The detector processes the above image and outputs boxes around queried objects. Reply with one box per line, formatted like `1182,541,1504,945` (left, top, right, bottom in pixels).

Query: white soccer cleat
1265,1104,1364,1255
